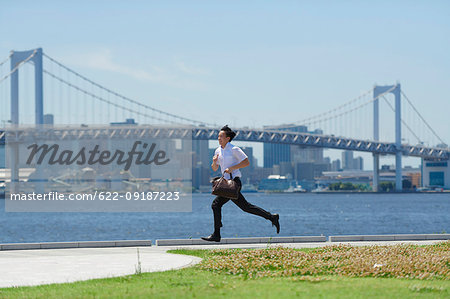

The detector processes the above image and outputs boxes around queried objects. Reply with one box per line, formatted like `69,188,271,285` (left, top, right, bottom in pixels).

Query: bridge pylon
373,84,402,192
10,48,44,125
9,48,44,193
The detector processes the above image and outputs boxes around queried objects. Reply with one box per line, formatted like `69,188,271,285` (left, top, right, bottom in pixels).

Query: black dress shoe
201,234,221,242
271,214,280,234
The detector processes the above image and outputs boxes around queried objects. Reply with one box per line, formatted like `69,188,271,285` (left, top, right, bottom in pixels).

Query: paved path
0,240,445,288
0,246,201,288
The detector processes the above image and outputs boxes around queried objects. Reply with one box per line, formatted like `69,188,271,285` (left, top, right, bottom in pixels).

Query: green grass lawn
0,244,448,299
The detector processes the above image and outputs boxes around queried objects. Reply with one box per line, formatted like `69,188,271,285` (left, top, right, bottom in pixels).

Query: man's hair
221,125,236,141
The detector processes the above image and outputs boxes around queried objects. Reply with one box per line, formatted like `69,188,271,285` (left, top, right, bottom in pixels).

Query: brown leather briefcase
211,173,240,199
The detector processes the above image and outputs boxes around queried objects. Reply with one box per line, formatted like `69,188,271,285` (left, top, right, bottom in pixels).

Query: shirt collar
222,142,232,150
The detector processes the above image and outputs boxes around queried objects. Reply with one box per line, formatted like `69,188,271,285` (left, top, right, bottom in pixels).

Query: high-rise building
264,142,291,169
295,162,314,180
279,161,294,178
291,145,323,163
240,146,255,179
263,124,324,167
192,139,210,188
331,159,341,171
294,162,329,181
240,146,254,168
342,150,354,170
43,114,54,125
342,150,364,170
355,156,364,170
0,143,4,168
193,139,209,169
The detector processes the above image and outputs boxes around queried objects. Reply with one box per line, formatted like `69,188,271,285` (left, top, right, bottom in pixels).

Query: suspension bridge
0,48,449,192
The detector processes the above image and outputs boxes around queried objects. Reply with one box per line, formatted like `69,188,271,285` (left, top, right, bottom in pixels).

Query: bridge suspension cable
278,85,397,136
42,69,179,124
288,87,375,127
380,94,422,144
401,91,446,146
42,53,215,126
0,54,11,68
0,50,37,84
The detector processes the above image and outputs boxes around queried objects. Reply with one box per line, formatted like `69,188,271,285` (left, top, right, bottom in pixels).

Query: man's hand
211,154,219,172
224,168,232,173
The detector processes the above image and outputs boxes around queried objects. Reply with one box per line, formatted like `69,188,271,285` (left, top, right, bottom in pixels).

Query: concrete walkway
0,246,201,288
0,239,446,288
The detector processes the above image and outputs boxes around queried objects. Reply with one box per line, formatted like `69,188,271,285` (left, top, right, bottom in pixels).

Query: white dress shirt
214,142,248,179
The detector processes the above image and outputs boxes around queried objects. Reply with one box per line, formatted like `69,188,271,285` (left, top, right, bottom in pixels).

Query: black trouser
211,177,272,234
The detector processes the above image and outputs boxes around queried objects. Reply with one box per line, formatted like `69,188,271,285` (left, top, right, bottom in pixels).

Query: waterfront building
422,159,450,189
317,167,421,190
258,174,294,191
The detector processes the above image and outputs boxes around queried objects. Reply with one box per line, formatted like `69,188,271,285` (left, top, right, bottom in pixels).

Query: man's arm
225,158,249,173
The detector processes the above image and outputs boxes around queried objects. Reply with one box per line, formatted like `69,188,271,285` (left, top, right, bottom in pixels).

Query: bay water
0,193,448,243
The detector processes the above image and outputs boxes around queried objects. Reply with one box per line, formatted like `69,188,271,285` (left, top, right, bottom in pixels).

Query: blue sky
1,0,449,168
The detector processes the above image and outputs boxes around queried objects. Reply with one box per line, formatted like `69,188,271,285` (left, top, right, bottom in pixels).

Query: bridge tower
10,48,44,125
373,84,402,192
9,48,44,193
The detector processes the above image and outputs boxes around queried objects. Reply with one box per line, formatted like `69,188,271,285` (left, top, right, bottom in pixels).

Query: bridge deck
1,126,448,159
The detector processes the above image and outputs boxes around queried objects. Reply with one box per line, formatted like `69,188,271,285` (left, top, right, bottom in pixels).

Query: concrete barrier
2,234,447,250
328,234,450,242
0,240,152,251
156,236,327,246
